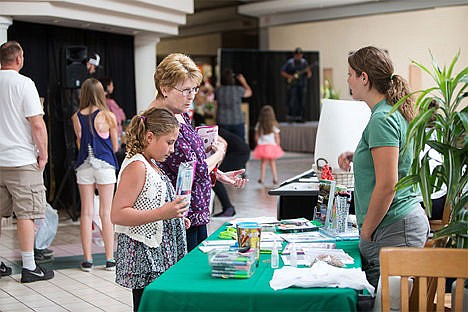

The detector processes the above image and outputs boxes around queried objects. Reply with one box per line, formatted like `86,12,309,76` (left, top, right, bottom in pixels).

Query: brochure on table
276,218,318,232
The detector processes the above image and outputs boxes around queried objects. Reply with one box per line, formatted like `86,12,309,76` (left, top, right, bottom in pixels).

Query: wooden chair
429,202,451,231
380,247,468,312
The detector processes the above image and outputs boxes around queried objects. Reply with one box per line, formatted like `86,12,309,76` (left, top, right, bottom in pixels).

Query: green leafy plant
391,51,468,248
322,80,340,99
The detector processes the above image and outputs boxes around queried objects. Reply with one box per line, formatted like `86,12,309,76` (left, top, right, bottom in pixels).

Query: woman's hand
212,137,227,155
208,136,227,169
338,151,354,171
217,169,248,188
359,230,372,242
160,196,189,219
183,217,191,229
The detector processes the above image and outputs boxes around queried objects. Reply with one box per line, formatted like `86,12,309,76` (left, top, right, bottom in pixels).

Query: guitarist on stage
280,47,311,123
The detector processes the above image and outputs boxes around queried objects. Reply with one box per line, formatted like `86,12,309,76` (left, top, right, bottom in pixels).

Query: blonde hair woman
149,53,248,251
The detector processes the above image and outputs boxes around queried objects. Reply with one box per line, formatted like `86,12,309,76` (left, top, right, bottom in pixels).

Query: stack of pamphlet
208,250,257,279
277,218,318,233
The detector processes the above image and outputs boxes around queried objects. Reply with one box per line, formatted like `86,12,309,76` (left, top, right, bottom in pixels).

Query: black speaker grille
63,46,87,89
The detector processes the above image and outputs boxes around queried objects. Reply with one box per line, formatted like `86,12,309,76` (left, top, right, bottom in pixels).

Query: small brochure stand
313,180,336,225
318,182,354,238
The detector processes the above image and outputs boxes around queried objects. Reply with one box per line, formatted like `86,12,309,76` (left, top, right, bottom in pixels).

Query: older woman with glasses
149,53,248,251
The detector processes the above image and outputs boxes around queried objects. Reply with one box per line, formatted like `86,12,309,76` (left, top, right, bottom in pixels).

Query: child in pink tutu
253,105,284,185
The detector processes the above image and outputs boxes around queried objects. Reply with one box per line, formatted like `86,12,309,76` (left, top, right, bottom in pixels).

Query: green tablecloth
139,225,361,312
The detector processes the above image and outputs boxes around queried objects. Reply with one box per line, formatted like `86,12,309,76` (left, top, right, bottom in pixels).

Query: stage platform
279,121,318,153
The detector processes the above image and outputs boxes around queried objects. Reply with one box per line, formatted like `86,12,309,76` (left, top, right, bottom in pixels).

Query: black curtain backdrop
219,49,320,146
8,21,136,217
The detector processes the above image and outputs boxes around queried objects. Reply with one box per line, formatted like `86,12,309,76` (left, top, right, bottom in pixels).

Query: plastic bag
34,203,58,250
93,194,102,232
269,261,375,294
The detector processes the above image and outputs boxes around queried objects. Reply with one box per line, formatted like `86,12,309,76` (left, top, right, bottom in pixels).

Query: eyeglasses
173,86,200,97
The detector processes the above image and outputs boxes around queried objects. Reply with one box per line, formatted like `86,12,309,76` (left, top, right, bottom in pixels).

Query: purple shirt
157,113,211,226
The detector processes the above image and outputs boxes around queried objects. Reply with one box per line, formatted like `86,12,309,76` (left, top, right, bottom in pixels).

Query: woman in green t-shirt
338,46,429,288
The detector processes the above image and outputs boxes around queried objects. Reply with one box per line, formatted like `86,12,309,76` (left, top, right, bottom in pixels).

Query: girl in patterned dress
111,107,191,312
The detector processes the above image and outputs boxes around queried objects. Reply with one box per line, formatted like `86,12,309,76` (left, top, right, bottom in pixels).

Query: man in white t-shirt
0,40,54,282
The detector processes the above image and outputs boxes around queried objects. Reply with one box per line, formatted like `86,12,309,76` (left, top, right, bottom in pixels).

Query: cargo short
0,164,46,223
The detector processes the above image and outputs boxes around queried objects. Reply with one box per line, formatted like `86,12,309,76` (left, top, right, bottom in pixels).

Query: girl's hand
217,169,248,188
183,217,191,229
338,151,354,172
160,196,189,219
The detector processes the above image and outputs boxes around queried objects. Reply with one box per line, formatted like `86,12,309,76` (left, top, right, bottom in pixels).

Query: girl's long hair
348,46,415,121
79,78,115,131
257,105,279,135
80,78,108,111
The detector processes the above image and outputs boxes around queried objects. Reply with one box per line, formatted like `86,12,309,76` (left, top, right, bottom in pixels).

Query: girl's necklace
150,159,164,175
142,153,163,175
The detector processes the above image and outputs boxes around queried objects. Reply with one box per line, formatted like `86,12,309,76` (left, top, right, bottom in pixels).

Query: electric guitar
286,67,310,86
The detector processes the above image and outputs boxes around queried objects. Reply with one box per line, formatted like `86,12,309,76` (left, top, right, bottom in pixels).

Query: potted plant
391,51,468,248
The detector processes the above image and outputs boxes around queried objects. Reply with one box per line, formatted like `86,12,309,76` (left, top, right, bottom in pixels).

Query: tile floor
0,151,314,311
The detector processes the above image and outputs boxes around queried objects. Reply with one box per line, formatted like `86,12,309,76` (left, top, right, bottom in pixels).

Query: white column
0,16,13,45
134,34,159,114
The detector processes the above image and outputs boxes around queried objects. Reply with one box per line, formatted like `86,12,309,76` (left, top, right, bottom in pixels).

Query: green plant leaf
412,59,435,81
405,109,435,151
433,220,468,239
455,70,468,84
460,76,468,85
397,51,467,241
395,174,419,190
458,107,468,128
419,156,434,215
451,193,468,222
446,50,460,77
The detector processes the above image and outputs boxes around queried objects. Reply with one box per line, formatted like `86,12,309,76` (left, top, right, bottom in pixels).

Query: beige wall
267,5,468,100
157,33,221,56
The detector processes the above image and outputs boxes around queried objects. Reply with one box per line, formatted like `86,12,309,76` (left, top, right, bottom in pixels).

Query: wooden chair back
428,197,450,232
380,247,468,312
